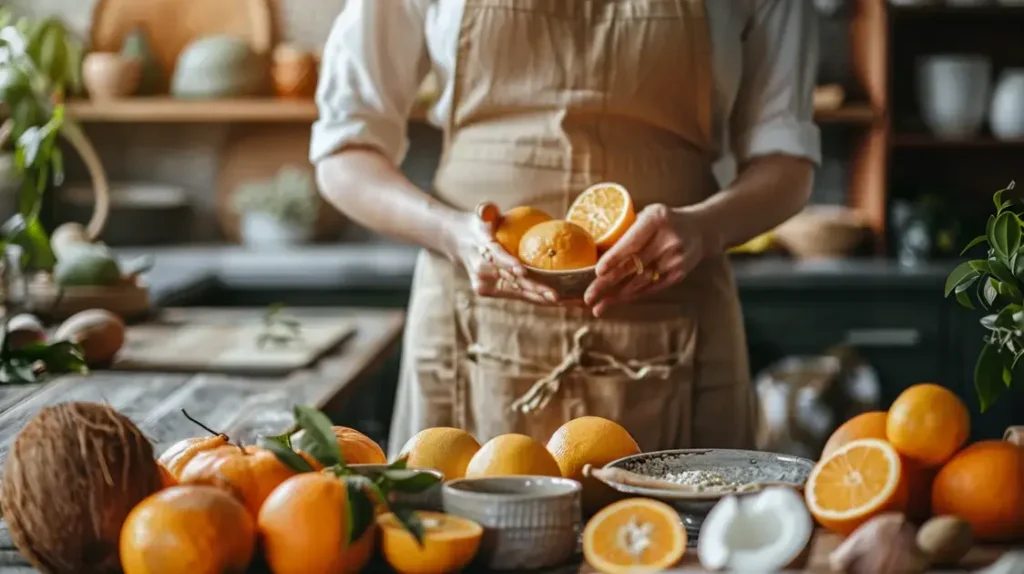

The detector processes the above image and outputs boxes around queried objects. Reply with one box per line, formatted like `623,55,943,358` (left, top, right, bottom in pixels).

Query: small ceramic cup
443,476,582,571
83,52,141,100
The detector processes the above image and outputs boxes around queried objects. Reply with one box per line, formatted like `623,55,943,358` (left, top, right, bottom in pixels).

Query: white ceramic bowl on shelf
917,54,992,139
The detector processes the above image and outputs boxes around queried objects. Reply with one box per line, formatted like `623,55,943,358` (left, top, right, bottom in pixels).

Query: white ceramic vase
917,54,992,139
990,69,1024,140
239,211,313,249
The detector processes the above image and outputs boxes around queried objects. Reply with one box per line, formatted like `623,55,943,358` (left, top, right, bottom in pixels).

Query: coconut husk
0,402,161,573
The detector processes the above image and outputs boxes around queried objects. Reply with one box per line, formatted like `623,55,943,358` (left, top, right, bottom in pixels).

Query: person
312,0,820,459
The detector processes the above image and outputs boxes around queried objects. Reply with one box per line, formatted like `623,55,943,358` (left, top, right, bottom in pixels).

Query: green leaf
999,280,1024,302
989,258,1018,286
345,477,376,546
961,235,988,255
956,290,976,310
984,278,999,307
1004,366,1014,388
975,343,1007,413
292,405,344,467
989,212,1022,266
257,434,315,474
388,457,409,470
970,259,992,274
945,262,979,297
382,470,442,494
391,505,426,547
994,188,1006,212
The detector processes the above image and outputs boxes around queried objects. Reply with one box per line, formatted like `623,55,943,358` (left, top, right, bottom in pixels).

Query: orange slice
378,511,483,574
582,497,686,574
805,438,908,535
566,182,636,250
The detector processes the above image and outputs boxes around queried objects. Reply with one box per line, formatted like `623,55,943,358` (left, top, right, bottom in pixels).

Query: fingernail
543,291,557,303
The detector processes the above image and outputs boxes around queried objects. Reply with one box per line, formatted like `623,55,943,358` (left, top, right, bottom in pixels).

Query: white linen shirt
311,0,822,183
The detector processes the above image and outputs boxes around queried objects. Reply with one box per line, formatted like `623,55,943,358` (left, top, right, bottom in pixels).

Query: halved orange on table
567,183,636,250
805,438,908,535
582,497,687,574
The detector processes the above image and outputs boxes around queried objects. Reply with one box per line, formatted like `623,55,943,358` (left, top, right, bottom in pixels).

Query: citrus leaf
292,405,344,467
989,258,1017,286
999,280,1023,302
956,289,975,310
257,434,314,474
391,505,426,547
1004,366,1014,388
984,278,999,307
994,188,1006,212
345,478,376,546
989,212,1021,266
961,235,988,255
388,456,409,470
970,259,992,274
383,470,441,494
975,343,1006,413
945,262,979,297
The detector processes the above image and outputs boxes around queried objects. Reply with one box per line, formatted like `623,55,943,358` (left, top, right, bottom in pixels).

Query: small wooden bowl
773,206,868,260
524,265,596,299
83,52,141,99
26,274,151,321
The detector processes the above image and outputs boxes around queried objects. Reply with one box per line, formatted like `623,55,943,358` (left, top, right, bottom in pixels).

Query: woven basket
773,206,869,260
1,117,150,320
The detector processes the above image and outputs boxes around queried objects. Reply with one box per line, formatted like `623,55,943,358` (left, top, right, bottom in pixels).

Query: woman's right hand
445,202,559,305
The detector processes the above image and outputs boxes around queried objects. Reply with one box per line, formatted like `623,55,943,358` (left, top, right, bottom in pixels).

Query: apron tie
466,326,680,416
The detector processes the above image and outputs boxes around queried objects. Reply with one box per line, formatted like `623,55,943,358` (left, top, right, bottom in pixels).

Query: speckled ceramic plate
602,449,814,541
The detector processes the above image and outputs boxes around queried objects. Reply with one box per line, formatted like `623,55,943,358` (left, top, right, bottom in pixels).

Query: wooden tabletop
0,307,405,569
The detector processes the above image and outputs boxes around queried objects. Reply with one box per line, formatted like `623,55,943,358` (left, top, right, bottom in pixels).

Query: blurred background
2,0,1023,454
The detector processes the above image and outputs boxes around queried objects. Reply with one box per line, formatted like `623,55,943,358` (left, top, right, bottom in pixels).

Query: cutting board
113,312,356,375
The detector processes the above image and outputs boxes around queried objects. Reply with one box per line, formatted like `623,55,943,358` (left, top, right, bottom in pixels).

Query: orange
821,411,888,459
377,511,483,574
494,206,554,256
804,438,908,535
158,463,178,488
566,182,637,250
887,383,969,468
177,444,301,517
294,426,387,466
546,416,641,515
582,497,686,574
258,473,375,574
932,440,1024,542
397,427,482,480
158,434,230,479
120,485,255,574
518,220,598,271
465,433,562,478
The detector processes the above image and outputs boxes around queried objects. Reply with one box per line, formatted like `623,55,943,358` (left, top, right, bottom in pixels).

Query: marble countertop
116,244,957,303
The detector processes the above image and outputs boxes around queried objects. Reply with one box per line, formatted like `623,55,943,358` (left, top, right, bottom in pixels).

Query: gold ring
648,270,661,282
479,246,495,264
496,277,505,291
631,254,644,275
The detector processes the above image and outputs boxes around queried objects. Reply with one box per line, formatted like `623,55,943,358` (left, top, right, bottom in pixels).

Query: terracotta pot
83,52,142,100
271,44,317,99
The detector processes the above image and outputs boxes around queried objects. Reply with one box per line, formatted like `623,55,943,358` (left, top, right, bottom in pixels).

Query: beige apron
387,0,755,459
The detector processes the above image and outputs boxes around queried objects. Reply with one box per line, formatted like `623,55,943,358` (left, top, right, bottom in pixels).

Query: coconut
1,402,162,573
697,487,813,572
54,309,126,367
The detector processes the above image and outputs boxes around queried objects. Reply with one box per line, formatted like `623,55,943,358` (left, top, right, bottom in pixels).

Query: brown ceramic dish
524,265,596,300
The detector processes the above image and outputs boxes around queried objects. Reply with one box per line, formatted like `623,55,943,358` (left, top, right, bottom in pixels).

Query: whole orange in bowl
932,440,1024,541
293,425,387,465
120,485,256,574
887,383,969,468
466,433,562,478
546,416,640,515
258,472,376,574
518,220,598,298
494,206,553,256
566,182,636,250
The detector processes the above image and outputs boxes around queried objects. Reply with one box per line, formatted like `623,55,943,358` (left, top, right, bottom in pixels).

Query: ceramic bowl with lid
443,476,582,571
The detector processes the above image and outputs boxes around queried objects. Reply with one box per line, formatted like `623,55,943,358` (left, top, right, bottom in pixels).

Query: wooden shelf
65,97,873,126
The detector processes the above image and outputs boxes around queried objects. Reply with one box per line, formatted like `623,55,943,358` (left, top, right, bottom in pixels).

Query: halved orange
582,497,686,574
566,182,636,250
805,438,908,535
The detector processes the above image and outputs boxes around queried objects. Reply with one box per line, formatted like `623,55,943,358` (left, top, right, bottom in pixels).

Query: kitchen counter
117,244,957,301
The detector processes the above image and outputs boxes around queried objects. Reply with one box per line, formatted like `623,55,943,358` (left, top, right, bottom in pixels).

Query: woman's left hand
584,204,714,317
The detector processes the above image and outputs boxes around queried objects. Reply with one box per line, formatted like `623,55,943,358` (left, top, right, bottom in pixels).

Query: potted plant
945,181,1024,412
232,166,318,248
0,9,84,271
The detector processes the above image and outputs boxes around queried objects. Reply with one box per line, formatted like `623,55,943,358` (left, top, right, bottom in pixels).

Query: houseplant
232,165,318,248
0,8,85,271
945,181,1024,412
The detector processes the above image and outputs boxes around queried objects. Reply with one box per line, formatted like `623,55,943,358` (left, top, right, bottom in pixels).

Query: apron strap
468,326,681,415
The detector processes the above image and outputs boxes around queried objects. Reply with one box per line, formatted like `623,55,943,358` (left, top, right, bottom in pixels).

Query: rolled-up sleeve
310,0,430,165
730,0,821,166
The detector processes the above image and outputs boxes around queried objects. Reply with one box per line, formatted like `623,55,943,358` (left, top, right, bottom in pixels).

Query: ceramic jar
917,54,992,139
990,69,1024,140
240,211,313,248
82,52,141,99
271,44,318,99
